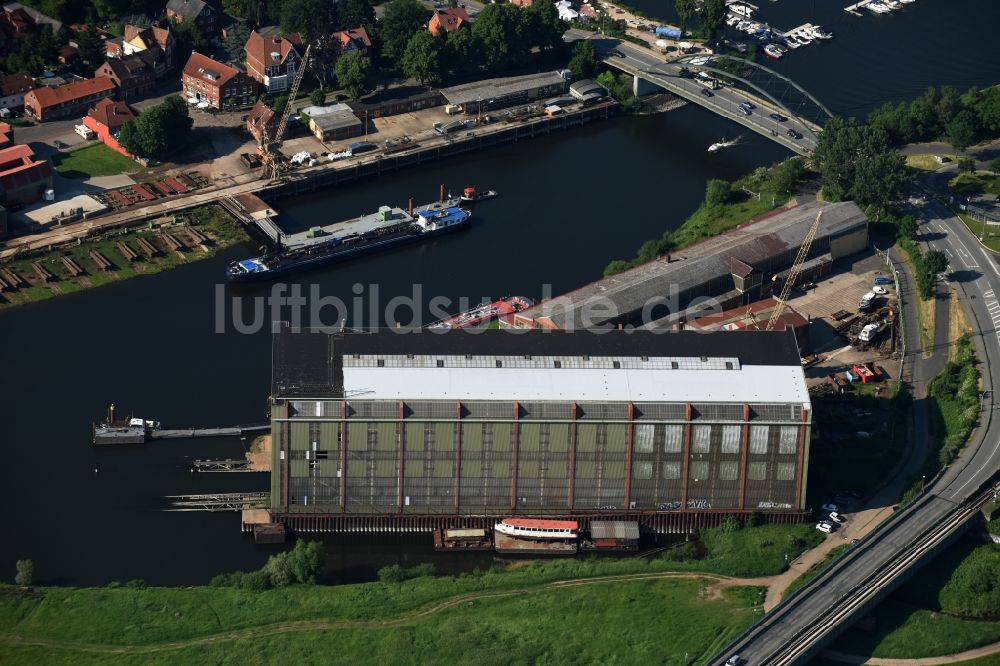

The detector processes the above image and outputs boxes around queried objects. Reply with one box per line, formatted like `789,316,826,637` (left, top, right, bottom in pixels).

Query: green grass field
0,578,761,665
52,144,141,179
949,171,1000,197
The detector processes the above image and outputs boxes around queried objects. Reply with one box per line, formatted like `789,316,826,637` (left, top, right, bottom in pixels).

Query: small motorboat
459,186,498,203
764,43,785,59
708,136,742,152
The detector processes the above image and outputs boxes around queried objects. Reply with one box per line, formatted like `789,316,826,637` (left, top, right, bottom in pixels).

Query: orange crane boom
766,211,823,331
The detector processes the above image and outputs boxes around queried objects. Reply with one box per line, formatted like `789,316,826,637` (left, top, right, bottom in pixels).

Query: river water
2,0,997,585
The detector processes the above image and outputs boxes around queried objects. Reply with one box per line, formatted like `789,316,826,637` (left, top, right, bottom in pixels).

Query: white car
828,512,846,524
872,286,888,295
821,503,838,513
816,522,834,534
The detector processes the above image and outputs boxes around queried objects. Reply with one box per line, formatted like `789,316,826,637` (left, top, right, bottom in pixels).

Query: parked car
610,49,626,58
828,512,846,524
873,275,893,285
701,88,714,97
873,285,888,295
816,522,834,534
739,106,752,116
821,502,838,513
786,128,803,139
769,112,788,122
739,101,755,111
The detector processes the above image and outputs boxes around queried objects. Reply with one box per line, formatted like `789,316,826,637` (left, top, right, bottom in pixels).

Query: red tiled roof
0,142,50,190
332,26,371,50
0,72,32,96
246,99,276,128
87,98,135,131
26,76,116,110
244,30,300,68
123,24,174,52
429,7,471,34
183,51,240,87
0,143,33,169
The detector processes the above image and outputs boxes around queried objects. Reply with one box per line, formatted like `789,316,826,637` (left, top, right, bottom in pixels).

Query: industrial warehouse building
268,325,811,533
510,200,869,331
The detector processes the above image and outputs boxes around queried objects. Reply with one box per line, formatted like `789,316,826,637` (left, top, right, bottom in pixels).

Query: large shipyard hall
269,325,812,533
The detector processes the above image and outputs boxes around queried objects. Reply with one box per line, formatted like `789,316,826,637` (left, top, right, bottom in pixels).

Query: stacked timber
32,262,54,282
0,267,24,288
61,255,84,276
90,250,113,272
136,236,159,259
116,240,139,263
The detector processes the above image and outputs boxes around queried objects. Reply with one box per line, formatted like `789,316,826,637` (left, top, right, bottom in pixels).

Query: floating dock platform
494,532,578,556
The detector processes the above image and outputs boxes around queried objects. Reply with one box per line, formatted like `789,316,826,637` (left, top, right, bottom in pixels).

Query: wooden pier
149,424,269,440
164,492,268,512
844,0,872,16
191,458,262,472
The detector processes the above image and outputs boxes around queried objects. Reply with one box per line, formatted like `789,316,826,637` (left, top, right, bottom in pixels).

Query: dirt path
824,641,1000,665
0,572,762,656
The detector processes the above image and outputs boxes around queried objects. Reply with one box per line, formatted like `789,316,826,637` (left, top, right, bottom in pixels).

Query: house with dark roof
1,2,64,40
0,143,51,206
83,98,136,157
245,99,277,142
331,26,371,56
95,53,155,100
182,51,257,109
117,24,176,74
165,0,214,34
428,7,471,35
23,76,117,121
0,72,31,110
244,30,300,93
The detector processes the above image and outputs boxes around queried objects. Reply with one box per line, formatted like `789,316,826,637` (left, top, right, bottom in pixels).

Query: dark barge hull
228,218,469,283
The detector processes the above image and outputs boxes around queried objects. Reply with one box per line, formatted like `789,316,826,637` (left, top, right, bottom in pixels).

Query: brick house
244,30,300,93
428,8,471,35
165,0,215,35
115,24,176,75
0,121,13,148
0,143,52,206
23,76,117,121
182,51,257,110
83,98,136,156
0,2,65,53
95,53,155,101
245,99,278,142
0,72,32,110
331,26,371,57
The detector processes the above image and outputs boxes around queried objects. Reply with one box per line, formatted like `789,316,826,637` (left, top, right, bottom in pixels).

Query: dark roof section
271,324,802,398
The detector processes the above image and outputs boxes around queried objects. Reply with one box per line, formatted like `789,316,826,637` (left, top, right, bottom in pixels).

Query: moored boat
459,186,498,203
764,43,785,59
428,295,534,330
494,518,578,540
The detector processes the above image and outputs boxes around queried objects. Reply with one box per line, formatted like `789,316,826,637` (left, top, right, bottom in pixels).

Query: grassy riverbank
0,206,247,311
0,523,820,662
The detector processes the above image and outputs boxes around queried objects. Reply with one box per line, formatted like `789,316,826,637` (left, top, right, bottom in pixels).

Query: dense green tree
338,0,375,29
286,539,326,584
401,30,443,85
897,214,918,241
310,87,325,106
924,249,949,277
14,559,32,586
472,4,528,70
4,25,58,75
280,0,337,41
815,116,909,209
75,25,106,68
172,20,209,67
935,85,963,126
335,50,373,98
674,0,697,29
264,551,293,587
990,156,1000,175
567,39,599,81
769,157,806,195
957,157,976,173
525,0,566,51
223,21,252,62
699,0,727,37
118,95,193,158
973,88,1000,135
853,149,910,212
445,26,477,73
378,0,431,63
705,178,731,207
946,109,980,151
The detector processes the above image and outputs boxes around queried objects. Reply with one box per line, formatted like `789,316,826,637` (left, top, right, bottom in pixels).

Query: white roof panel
343,365,808,404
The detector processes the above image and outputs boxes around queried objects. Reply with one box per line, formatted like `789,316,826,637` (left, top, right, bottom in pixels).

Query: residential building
23,76,117,121
165,0,215,34
117,24,176,74
245,99,277,142
0,121,12,148
331,26,371,56
182,51,257,110
428,7,471,35
268,325,811,533
244,30,300,93
0,72,32,110
83,98,136,156
509,0,534,6
0,2,65,42
95,53,155,101
0,143,51,206
307,103,362,142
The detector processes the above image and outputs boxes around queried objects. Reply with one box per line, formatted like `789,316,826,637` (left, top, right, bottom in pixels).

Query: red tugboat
428,296,534,330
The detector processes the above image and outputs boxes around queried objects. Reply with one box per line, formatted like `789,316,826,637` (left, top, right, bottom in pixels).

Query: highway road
565,30,817,155
712,196,1000,663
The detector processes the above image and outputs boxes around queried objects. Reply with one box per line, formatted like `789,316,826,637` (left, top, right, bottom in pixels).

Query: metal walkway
164,492,269,512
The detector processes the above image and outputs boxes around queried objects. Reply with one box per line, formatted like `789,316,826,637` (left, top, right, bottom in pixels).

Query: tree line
867,85,1000,151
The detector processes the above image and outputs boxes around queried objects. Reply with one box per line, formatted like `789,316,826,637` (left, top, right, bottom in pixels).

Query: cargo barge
428,296,534,330
226,193,471,282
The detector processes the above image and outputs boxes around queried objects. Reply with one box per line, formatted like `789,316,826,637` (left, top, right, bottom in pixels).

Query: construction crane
260,43,312,181
765,210,823,331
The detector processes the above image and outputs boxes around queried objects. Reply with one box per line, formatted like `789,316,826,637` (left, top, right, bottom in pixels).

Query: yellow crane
260,43,312,181
765,210,823,331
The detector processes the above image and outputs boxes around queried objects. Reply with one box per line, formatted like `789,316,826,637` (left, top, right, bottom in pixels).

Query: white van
859,291,876,310
859,323,880,343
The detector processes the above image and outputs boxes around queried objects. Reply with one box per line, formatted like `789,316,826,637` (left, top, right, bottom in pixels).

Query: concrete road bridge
566,31,832,156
